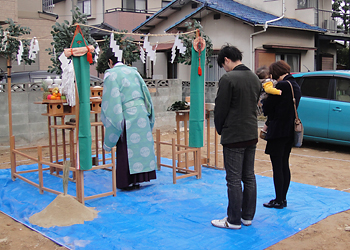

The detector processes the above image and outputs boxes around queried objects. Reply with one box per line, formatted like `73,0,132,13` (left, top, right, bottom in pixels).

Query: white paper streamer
17,40,23,65
59,52,75,106
139,44,145,64
94,44,100,62
148,42,158,65
29,37,39,60
109,33,123,61
143,36,152,54
0,31,8,51
171,35,186,63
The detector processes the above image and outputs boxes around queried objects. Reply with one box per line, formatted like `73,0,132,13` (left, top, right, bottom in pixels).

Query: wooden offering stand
154,103,221,184
10,87,116,204
174,103,220,169
155,129,201,184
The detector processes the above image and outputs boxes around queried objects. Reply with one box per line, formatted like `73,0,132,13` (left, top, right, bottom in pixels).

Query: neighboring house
132,0,350,81
52,0,167,30
51,0,169,77
0,0,57,74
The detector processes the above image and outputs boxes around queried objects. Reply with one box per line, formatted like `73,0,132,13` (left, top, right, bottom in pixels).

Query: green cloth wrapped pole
71,32,92,170
189,46,206,148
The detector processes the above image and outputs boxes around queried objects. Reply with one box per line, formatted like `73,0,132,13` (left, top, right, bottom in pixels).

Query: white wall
295,8,316,25
105,0,122,11
153,52,167,79
54,0,74,23
177,61,191,82
54,0,103,25
201,12,254,68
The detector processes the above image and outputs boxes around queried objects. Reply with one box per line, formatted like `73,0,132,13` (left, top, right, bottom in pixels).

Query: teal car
293,71,350,146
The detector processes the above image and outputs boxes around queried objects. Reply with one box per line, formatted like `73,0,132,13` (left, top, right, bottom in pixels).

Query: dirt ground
0,128,350,249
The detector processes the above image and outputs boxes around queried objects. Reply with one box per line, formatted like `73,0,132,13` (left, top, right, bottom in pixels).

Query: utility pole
72,0,77,18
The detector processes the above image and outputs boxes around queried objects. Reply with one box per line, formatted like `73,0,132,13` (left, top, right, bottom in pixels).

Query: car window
295,77,302,86
300,77,330,99
335,77,350,102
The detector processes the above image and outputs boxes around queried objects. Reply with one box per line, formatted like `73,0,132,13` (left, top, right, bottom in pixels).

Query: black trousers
265,137,293,202
116,121,156,189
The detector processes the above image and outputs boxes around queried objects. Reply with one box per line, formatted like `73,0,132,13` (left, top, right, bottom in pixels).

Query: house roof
90,22,119,40
133,0,326,33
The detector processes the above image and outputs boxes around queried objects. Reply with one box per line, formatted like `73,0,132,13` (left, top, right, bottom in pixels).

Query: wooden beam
177,27,187,32
140,29,150,33
171,7,181,11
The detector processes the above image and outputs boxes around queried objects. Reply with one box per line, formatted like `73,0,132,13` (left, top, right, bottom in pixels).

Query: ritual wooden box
90,87,103,97
90,98,102,112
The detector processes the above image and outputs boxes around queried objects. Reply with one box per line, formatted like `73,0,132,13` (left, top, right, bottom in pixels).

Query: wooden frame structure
8,85,116,204
175,104,221,169
155,129,201,184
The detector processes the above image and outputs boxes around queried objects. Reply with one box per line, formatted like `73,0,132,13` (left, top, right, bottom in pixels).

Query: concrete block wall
148,79,182,131
0,91,47,146
0,79,183,146
182,81,218,104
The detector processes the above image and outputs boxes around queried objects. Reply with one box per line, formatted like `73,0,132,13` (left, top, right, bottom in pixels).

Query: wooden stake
156,129,161,171
63,161,70,195
10,136,16,181
38,146,44,194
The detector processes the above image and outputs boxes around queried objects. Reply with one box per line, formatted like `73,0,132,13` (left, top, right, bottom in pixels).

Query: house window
276,53,300,72
122,0,147,12
167,51,177,79
297,0,317,9
205,54,226,81
77,0,91,16
162,1,171,7
42,0,54,13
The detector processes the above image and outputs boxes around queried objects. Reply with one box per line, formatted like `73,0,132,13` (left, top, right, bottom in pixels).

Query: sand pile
29,194,99,228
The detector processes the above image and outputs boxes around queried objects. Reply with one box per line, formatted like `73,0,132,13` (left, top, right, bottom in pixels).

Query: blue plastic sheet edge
1,157,350,250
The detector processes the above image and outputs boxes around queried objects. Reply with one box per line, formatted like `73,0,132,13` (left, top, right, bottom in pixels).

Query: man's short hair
269,60,291,80
217,45,243,67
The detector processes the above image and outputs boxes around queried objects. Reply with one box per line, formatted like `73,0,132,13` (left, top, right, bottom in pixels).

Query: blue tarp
1,158,350,250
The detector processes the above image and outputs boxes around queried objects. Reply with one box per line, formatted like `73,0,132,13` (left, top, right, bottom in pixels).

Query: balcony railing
42,0,54,13
106,7,156,14
318,9,350,34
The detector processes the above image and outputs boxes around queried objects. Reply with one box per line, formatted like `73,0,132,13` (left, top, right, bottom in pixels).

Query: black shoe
263,199,284,209
283,200,287,207
120,184,140,191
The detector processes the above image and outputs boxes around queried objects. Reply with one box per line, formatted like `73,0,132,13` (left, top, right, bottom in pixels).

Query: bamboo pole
7,55,12,138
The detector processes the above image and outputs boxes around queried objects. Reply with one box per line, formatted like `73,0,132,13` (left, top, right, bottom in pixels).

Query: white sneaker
241,218,252,226
211,217,241,229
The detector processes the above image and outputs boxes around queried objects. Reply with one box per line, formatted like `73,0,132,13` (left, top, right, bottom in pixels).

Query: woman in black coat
262,60,301,209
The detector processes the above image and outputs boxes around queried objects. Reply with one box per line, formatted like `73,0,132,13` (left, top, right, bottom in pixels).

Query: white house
133,0,348,81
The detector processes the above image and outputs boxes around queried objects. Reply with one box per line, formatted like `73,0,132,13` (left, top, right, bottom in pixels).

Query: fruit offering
46,87,62,100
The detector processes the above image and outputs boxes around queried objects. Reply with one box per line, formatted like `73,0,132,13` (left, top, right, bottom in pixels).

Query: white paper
59,52,75,106
139,45,145,64
17,40,23,65
110,33,123,61
29,37,39,60
94,44,100,62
